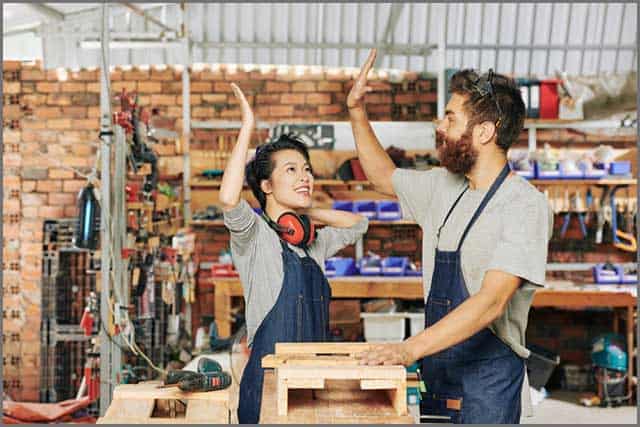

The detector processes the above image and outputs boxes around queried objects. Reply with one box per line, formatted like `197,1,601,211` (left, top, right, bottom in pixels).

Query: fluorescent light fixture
79,39,180,49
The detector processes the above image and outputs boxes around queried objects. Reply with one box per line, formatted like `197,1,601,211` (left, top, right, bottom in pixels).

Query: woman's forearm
301,208,364,228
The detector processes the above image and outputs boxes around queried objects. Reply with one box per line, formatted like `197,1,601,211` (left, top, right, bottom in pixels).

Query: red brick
190,81,212,93
291,82,316,92
365,93,393,104
293,106,319,118
417,80,433,91
46,93,72,106
60,82,86,93
249,69,276,81
264,82,290,93
71,144,95,157
153,144,176,156
112,81,137,92
71,93,99,106
326,70,351,82
318,104,344,115
220,107,241,119
22,206,39,218
192,106,216,119
225,69,250,81
200,68,225,81
70,69,99,81
394,93,418,104
317,82,343,92
369,81,392,91
368,104,392,114
87,107,100,119
151,95,176,106
419,104,433,116
202,94,227,104
64,206,78,217
418,92,438,103
306,93,331,105
34,107,62,119
150,66,174,81
86,82,100,93
281,93,305,104
45,68,59,81
61,106,87,119
269,105,294,117
213,82,234,93
137,81,162,93
3,60,21,71
48,192,76,206
3,105,21,120
72,119,98,130
123,68,150,80
21,180,36,192
3,129,21,143
20,68,45,81
166,106,182,118
3,82,21,94
255,94,280,104
39,205,64,219
46,119,72,130
35,180,62,193
20,94,46,107
22,193,46,207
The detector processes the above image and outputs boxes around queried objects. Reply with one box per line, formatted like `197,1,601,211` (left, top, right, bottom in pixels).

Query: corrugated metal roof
3,2,637,76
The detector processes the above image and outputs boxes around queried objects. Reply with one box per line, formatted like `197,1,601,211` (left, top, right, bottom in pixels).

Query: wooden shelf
191,178,636,188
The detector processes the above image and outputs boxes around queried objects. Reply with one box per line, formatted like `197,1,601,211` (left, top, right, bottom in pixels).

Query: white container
406,313,425,337
360,313,406,342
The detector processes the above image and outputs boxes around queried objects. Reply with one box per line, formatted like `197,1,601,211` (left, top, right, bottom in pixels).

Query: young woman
220,84,368,424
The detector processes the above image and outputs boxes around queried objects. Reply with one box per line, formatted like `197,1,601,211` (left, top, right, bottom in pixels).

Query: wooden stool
97,381,231,424
259,343,413,424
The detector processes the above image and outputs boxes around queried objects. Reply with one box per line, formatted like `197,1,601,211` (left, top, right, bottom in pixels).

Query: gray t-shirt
223,199,369,346
392,167,553,358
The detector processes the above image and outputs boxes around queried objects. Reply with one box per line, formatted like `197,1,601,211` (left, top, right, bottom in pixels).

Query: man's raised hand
346,48,377,109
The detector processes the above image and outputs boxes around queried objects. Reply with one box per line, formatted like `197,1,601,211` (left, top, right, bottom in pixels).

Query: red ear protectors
263,212,316,248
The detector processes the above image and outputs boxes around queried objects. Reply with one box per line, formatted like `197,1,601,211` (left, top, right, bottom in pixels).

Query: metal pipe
495,3,502,71
597,3,609,73
544,4,554,76
423,3,431,72
562,3,572,72
527,3,537,77
578,4,591,74
511,3,519,74
121,2,177,35
613,3,626,72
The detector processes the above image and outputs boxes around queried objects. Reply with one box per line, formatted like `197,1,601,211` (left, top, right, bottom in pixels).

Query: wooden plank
532,290,636,308
112,382,230,402
286,378,325,389
186,399,230,423
360,379,399,390
262,354,359,368
278,365,405,381
275,342,373,355
101,398,154,420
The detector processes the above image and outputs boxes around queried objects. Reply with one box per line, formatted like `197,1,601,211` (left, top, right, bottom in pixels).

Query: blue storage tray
510,160,535,179
325,257,357,277
559,163,584,179
382,257,409,276
534,162,561,179
354,200,377,219
609,161,631,176
332,200,354,212
376,201,402,221
358,257,382,276
592,264,622,284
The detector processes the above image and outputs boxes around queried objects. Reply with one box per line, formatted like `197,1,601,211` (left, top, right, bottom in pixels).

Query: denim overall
420,164,525,424
238,240,331,424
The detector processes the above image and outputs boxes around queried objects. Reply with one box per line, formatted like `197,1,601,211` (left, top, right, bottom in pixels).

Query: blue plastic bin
354,200,377,219
382,257,409,276
620,268,638,284
609,161,631,176
358,257,382,276
592,264,623,284
535,162,561,179
559,162,584,179
332,200,354,212
325,257,357,277
376,201,402,221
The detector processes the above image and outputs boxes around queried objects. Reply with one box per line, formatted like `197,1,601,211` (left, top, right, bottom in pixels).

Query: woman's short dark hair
245,134,311,210
449,69,526,152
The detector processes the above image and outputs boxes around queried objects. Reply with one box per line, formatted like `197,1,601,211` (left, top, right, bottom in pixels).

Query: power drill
162,358,231,392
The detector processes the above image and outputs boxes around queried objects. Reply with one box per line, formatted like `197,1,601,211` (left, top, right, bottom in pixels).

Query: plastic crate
620,268,637,284
332,200,354,213
534,162,561,179
353,200,377,219
376,201,402,221
360,313,406,342
324,257,357,277
526,344,560,390
406,312,425,337
561,364,595,392
382,257,409,276
592,264,622,284
559,162,584,179
609,161,631,176
358,257,382,276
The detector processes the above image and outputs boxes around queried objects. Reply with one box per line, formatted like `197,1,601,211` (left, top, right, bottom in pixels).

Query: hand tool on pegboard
609,186,636,252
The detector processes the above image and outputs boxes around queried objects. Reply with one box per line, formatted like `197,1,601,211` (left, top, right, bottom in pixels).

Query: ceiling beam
120,2,178,35
377,4,405,65
25,3,64,21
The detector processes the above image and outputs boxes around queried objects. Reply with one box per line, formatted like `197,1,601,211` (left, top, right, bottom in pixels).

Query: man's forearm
348,107,396,195
404,292,503,362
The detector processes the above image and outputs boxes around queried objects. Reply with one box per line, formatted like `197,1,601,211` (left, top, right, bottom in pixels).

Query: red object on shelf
539,79,560,119
162,247,178,264
211,263,239,278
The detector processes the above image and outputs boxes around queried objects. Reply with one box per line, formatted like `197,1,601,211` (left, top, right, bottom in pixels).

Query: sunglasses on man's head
469,68,503,126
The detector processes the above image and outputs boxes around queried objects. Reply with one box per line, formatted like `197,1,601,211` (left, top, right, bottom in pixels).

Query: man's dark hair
449,69,525,151
245,134,311,210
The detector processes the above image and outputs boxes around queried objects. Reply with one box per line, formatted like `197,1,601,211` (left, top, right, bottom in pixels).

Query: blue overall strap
436,185,470,245
456,164,511,252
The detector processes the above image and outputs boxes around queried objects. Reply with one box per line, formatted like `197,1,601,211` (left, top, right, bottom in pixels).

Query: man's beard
436,128,479,175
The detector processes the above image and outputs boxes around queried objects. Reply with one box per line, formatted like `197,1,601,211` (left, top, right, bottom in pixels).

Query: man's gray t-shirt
224,199,369,347
392,167,553,358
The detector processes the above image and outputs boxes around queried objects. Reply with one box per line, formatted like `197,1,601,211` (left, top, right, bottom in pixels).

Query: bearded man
347,49,553,424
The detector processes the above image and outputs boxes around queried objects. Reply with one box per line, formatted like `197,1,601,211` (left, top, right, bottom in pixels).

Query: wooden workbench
202,277,636,397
